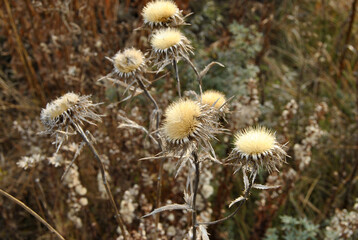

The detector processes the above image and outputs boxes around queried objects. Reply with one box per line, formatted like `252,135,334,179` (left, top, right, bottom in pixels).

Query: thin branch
67,118,128,240
192,152,200,240
196,182,252,226
173,59,181,98
0,189,65,240
136,77,164,238
184,57,202,96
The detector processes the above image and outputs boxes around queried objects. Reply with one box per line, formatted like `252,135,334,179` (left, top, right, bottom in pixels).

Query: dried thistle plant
40,92,101,152
39,93,128,240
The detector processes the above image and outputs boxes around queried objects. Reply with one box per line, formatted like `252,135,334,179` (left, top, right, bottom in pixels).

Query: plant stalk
192,152,200,240
136,78,163,238
71,122,127,240
173,59,181,98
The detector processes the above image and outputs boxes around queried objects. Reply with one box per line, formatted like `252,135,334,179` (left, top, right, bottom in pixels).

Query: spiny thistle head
142,0,184,28
229,126,287,173
161,99,222,163
150,28,193,71
112,48,146,79
40,93,102,152
163,99,201,142
201,90,226,110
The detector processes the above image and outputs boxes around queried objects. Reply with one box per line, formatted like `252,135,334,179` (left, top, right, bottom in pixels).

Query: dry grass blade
0,189,65,240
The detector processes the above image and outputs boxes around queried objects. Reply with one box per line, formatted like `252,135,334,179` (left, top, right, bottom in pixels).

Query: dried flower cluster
294,102,328,170
325,199,358,240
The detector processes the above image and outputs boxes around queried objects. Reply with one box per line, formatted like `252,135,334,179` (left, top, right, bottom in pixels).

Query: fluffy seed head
228,126,287,173
142,0,179,23
150,28,193,71
201,90,226,109
151,28,182,50
234,127,276,155
163,99,201,141
112,48,146,79
40,93,102,152
42,93,80,122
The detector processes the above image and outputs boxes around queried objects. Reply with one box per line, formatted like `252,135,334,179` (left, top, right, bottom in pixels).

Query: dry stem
197,182,253,226
173,59,181,98
68,119,128,240
191,152,200,240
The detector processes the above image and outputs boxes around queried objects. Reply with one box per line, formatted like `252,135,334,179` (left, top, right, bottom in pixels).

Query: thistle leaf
229,196,245,208
252,184,280,190
142,204,192,218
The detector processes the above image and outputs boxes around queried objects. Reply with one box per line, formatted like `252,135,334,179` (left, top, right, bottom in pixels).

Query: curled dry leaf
142,203,192,218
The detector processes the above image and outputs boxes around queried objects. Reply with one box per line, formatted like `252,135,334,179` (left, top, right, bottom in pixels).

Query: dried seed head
201,90,226,110
161,99,223,162
163,99,201,141
112,48,146,79
150,28,193,71
142,0,185,28
40,93,102,152
151,28,182,50
228,126,287,173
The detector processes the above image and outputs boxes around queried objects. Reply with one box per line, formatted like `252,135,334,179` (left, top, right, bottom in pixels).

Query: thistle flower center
202,90,226,109
142,1,179,23
164,100,201,140
234,128,276,155
151,29,182,50
114,49,144,73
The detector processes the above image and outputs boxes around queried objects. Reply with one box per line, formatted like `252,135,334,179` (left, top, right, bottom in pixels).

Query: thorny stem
69,120,128,240
173,59,181,98
196,182,253,226
0,188,66,240
184,57,202,96
136,78,160,130
192,152,200,240
136,77,163,237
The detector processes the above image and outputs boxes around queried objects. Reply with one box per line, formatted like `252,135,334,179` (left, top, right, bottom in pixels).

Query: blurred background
0,0,357,239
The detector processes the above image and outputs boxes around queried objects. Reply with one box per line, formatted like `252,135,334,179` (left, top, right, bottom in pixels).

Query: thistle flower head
112,48,146,80
163,99,201,142
201,90,227,110
142,0,185,28
228,126,287,173
40,93,102,152
150,28,193,71
161,99,221,160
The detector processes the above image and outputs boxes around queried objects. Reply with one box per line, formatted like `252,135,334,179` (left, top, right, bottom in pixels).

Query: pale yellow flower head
151,28,183,50
143,0,179,23
112,48,146,78
163,99,201,141
234,127,276,155
150,28,193,71
142,0,184,28
201,90,226,109
229,126,287,173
